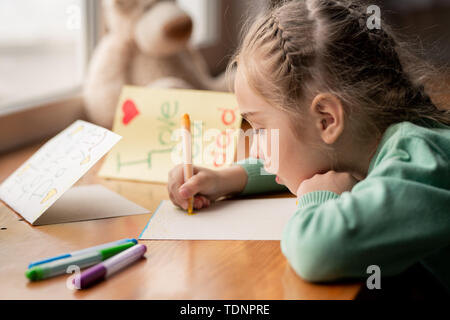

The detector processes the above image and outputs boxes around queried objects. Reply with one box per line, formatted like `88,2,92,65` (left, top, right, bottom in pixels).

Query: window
0,0,97,115
177,0,220,47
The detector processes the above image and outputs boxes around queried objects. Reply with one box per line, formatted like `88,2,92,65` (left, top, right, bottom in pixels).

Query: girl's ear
310,93,345,144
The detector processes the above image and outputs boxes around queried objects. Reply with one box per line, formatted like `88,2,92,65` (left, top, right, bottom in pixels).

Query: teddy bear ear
114,0,138,12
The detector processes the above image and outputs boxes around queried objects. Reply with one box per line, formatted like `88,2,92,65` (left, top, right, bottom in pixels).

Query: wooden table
0,142,362,300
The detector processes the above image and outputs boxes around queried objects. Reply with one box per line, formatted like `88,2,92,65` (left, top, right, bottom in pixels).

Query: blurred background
0,0,449,152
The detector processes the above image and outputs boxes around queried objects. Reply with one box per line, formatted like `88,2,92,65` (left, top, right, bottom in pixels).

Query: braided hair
229,0,450,140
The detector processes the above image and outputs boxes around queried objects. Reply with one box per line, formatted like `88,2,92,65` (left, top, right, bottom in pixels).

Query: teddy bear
83,0,229,128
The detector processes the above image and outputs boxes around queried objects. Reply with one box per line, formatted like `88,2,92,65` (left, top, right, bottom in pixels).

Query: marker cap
74,263,107,289
100,242,135,260
25,267,44,281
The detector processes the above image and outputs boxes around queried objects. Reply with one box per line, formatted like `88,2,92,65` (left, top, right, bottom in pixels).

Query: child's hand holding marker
173,113,248,212
168,164,248,211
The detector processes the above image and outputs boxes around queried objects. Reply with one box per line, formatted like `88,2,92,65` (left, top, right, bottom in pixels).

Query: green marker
25,242,135,281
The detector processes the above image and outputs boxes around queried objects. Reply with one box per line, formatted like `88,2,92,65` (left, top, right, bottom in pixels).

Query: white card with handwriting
0,120,121,224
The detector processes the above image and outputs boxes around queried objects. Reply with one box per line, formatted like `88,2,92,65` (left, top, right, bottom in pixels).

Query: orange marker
181,114,194,214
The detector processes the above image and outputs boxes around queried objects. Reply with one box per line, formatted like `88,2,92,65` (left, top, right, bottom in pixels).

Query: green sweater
236,121,450,290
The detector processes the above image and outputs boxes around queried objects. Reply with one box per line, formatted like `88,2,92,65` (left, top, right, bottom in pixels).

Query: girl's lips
275,175,281,184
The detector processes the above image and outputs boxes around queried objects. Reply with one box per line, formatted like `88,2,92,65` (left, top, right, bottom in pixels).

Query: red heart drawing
122,99,140,125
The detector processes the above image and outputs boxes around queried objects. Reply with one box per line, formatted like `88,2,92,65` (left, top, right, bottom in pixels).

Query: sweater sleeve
235,157,288,195
281,135,450,282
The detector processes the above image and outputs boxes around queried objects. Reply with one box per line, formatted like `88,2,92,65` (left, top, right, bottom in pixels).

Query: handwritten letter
0,120,121,224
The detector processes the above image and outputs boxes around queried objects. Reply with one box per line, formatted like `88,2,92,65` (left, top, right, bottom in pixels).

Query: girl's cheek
249,129,282,175
263,131,275,173
250,132,266,160
262,130,281,175
249,139,260,159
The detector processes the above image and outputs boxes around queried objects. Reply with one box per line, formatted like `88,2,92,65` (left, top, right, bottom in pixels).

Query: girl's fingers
198,195,211,208
193,195,211,209
179,173,206,199
168,165,189,209
193,197,203,209
193,196,204,209
169,189,187,210
171,183,188,210
169,165,211,210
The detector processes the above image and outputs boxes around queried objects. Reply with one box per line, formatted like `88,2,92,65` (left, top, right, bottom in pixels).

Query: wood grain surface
0,138,362,300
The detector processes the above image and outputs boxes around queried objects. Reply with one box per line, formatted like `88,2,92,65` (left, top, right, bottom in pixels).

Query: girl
168,0,450,291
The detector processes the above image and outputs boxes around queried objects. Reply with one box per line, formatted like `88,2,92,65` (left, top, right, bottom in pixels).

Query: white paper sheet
139,198,297,241
0,120,121,224
33,185,150,225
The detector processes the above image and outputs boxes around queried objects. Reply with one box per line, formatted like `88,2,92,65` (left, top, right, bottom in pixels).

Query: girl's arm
281,135,450,283
168,159,287,211
235,158,288,195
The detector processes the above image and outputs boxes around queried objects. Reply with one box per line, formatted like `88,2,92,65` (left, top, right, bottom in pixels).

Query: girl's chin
275,176,296,195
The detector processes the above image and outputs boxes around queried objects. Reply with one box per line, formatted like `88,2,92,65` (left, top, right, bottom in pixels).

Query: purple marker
73,244,147,289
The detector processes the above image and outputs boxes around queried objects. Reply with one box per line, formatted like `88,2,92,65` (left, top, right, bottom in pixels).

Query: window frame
0,0,100,117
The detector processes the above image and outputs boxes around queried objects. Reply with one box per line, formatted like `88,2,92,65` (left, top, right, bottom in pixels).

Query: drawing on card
98,87,242,183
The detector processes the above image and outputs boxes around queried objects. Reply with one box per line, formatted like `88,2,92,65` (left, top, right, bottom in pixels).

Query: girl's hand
168,164,248,210
296,171,359,199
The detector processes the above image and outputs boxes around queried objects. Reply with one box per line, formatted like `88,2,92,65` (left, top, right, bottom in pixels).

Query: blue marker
27,238,138,269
